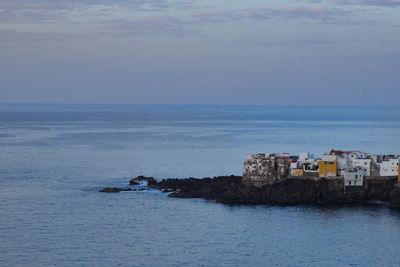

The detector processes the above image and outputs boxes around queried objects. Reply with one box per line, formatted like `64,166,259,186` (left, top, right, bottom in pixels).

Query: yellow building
291,169,304,177
319,161,338,177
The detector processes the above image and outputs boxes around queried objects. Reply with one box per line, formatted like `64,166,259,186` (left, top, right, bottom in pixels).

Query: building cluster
243,150,400,187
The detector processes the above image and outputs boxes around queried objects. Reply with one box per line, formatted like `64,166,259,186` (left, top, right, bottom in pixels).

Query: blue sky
0,0,399,105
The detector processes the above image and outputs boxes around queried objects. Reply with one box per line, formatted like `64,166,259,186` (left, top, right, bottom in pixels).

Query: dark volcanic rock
102,175,397,205
389,186,400,208
149,175,397,205
162,189,175,193
130,176,157,185
138,188,148,191
100,188,136,193
363,177,396,201
151,175,243,200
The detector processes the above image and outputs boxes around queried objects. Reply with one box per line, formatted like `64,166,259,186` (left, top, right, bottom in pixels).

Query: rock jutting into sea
100,175,400,207
100,150,400,207
100,187,150,193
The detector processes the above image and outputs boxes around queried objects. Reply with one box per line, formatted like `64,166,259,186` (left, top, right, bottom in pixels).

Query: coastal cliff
100,149,400,207
148,175,397,205
98,175,400,207
101,175,400,207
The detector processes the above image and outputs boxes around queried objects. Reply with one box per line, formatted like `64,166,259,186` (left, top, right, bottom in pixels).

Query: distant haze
0,0,399,105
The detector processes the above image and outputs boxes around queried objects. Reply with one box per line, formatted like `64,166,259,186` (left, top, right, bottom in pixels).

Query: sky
0,0,399,105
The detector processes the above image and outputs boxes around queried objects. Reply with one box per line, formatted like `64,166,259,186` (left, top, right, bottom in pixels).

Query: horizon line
1,103,400,108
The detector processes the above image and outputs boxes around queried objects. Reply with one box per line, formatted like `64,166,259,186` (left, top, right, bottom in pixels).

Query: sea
1,104,400,266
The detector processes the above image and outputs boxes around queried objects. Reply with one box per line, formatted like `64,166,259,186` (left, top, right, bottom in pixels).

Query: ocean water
1,104,400,266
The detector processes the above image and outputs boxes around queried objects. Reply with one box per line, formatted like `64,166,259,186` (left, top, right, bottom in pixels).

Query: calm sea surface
1,104,400,266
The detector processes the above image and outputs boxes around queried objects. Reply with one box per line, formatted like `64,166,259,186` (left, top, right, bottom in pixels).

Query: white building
337,156,351,176
322,154,337,162
372,155,383,164
379,158,400,176
351,158,371,176
332,150,371,177
349,151,368,159
343,168,364,186
290,162,298,169
297,152,318,171
299,152,314,162
303,160,319,170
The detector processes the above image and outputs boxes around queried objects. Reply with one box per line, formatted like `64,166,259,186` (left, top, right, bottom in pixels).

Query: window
364,162,367,165
355,175,358,178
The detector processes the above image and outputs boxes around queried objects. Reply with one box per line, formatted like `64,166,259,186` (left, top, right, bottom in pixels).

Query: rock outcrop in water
129,176,157,185
101,175,400,207
100,187,136,193
149,175,397,205
100,176,156,193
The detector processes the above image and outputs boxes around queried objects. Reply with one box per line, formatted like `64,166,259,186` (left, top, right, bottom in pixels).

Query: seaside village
243,150,400,187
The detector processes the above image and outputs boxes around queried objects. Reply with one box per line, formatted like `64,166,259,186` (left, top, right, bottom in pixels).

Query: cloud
0,0,389,44
291,0,400,7
255,39,338,47
187,6,355,26
104,6,357,37
313,52,400,62
0,0,361,25
0,0,173,23
103,16,196,37
239,6,352,21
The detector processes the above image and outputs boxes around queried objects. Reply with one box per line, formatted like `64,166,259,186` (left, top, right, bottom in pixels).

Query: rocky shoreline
100,175,400,207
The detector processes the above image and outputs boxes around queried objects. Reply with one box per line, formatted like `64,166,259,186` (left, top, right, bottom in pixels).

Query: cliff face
151,176,243,200
389,186,400,207
363,177,397,201
149,176,398,205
